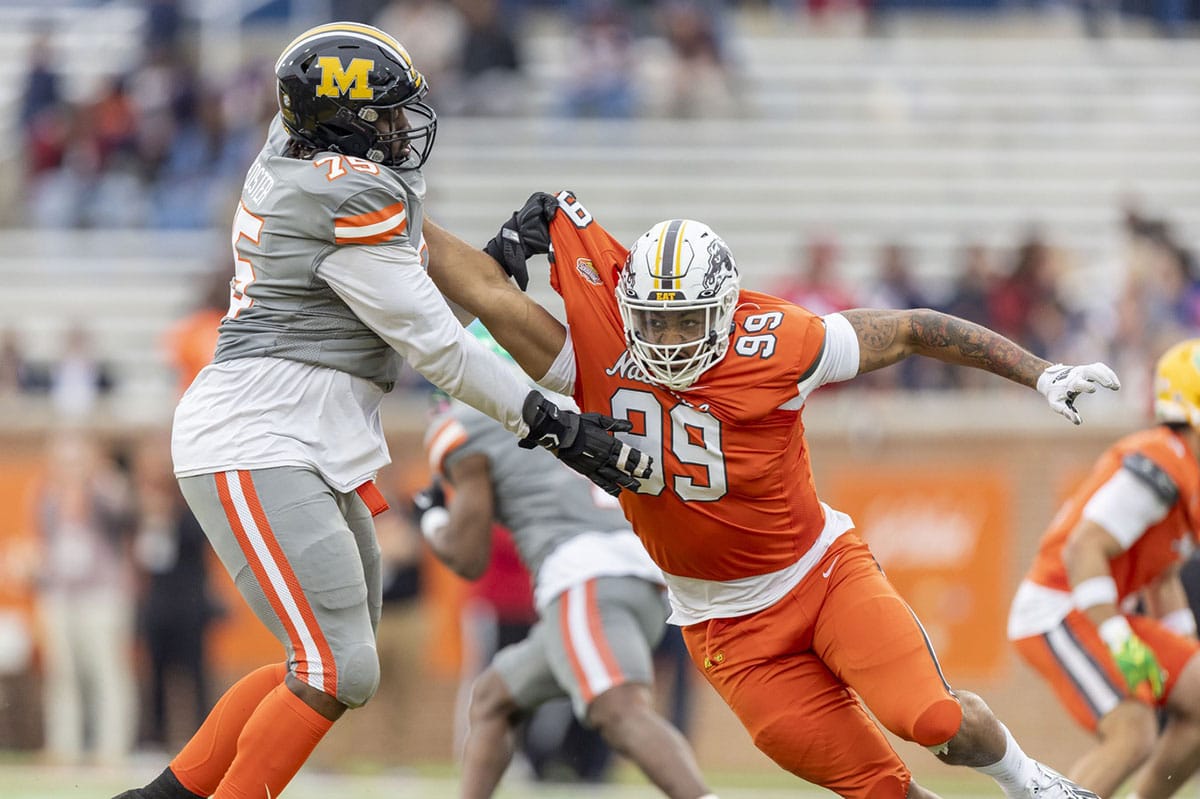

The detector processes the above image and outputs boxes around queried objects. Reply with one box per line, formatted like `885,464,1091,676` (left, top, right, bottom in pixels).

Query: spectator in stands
940,243,1000,389
450,0,527,116
30,431,137,766
47,323,115,420
653,0,740,118
165,265,229,397
150,88,247,228
19,28,61,130
560,0,639,118
860,241,934,389
130,433,220,752
0,329,48,396
770,234,858,316
374,0,466,98
987,231,1070,359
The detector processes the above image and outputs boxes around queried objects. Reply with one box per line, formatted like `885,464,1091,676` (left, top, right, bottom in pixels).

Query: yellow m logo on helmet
315,57,375,100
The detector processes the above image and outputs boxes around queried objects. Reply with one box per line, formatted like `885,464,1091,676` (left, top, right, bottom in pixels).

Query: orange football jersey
548,201,832,581
1025,426,1200,598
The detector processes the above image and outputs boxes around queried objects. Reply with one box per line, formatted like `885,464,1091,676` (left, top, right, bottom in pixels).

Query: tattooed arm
841,308,1048,387
839,308,1120,423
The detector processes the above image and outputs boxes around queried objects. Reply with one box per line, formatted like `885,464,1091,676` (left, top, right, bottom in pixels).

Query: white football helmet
616,219,740,391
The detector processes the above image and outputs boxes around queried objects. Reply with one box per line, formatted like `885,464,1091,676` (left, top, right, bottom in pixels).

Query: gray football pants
179,466,383,707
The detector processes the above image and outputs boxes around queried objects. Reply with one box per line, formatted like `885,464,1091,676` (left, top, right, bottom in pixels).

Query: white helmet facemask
616,219,740,391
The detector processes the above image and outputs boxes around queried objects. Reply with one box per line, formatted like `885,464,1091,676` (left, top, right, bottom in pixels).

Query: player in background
414,321,716,799
113,25,649,799
478,190,1121,799
1009,339,1200,798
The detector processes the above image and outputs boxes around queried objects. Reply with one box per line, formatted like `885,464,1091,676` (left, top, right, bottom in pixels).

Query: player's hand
517,390,652,496
411,480,449,542
1037,362,1121,425
1099,616,1167,698
482,192,560,291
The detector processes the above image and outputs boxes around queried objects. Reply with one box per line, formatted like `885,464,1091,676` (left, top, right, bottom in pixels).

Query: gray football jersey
440,400,630,581
213,115,427,391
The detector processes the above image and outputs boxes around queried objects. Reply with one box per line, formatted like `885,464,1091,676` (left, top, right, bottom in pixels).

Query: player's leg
544,576,712,799
115,468,380,799
1012,611,1160,796
811,535,1099,799
682,608,913,798
461,622,566,798
1127,620,1200,799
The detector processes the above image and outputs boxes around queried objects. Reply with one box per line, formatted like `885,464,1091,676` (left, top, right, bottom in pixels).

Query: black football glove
517,390,653,496
411,480,448,540
482,192,560,291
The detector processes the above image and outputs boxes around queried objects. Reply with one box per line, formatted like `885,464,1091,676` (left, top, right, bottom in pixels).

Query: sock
212,682,334,798
170,662,288,796
974,724,1039,797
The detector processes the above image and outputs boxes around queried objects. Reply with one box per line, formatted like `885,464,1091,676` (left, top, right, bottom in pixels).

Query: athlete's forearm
842,308,1049,387
424,219,566,381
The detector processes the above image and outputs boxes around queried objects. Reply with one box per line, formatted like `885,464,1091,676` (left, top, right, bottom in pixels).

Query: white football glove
1037,362,1121,425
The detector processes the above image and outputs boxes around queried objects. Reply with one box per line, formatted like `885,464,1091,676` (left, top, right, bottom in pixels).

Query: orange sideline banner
826,467,1012,680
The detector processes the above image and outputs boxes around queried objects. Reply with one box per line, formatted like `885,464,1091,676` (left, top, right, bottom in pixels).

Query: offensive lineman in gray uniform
416,323,717,799
116,21,650,799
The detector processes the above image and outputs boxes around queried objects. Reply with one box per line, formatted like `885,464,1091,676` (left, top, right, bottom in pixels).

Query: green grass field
0,756,1010,799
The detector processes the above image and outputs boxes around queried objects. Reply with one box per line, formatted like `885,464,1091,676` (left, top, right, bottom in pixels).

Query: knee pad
335,642,380,708
910,697,963,748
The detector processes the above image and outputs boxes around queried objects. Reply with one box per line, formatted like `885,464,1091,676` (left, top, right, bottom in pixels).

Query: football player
477,190,1119,799
1009,339,1200,798
114,24,649,799
415,321,715,799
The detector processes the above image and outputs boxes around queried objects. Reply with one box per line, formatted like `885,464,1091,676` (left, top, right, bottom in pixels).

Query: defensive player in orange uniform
476,190,1121,799
1009,339,1200,799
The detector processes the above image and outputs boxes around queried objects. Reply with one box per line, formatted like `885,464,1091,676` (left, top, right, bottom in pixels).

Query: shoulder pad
1121,452,1179,505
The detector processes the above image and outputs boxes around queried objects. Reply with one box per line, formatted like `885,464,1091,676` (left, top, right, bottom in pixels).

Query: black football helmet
275,22,437,169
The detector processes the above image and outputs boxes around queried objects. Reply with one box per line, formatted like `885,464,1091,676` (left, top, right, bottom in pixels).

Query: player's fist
1099,616,1167,698
482,192,560,291
411,481,448,542
517,390,652,496
1037,362,1121,425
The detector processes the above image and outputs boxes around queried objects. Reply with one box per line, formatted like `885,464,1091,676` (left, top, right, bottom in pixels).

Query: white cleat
1020,763,1102,799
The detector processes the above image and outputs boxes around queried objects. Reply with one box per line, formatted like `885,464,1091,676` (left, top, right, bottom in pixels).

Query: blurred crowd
766,201,1200,399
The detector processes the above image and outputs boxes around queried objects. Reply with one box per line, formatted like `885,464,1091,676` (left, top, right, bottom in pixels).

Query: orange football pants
682,533,962,799
1013,609,1200,732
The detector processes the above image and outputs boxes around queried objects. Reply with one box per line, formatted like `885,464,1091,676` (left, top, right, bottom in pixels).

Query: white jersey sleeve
1082,467,1173,550
794,312,860,405
318,244,532,436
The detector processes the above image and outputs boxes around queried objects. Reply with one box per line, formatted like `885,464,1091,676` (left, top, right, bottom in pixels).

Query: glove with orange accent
1099,615,1167,698
518,390,652,496
483,192,560,291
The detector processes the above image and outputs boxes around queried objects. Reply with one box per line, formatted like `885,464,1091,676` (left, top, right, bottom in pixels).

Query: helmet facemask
617,220,740,391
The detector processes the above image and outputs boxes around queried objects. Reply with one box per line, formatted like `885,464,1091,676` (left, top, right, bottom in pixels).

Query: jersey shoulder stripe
1121,451,1180,506
335,201,408,245
425,415,469,474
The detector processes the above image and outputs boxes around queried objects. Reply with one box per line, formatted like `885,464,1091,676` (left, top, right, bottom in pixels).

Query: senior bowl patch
576,258,602,285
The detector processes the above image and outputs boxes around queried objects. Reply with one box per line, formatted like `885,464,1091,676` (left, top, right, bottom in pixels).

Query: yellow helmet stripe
276,22,416,79
655,220,684,292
